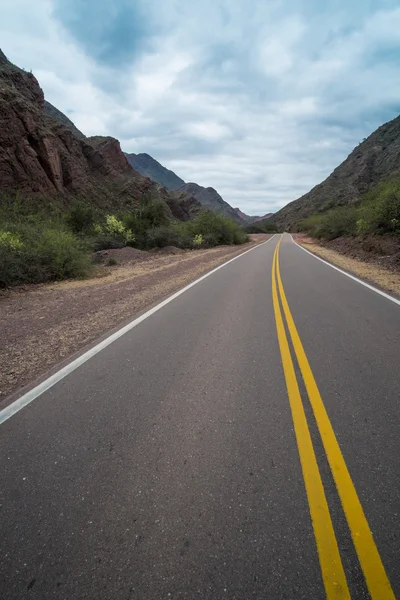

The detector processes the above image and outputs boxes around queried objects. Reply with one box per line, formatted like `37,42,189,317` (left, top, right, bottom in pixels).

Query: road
0,234,399,599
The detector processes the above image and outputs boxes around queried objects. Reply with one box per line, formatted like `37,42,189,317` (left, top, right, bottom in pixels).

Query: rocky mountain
233,208,252,223
0,50,200,221
43,101,86,140
178,183,245,224
234,208,273,223
125,152,248,224
272,114,400,228
125,152,185,190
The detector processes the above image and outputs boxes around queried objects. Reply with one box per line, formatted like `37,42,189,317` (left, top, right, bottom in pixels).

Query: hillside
43,101,86,140
125,152,249,224
234,208,273,223
272,114,400,228
178,183,245,224
0,50,199,221
125,152,185,190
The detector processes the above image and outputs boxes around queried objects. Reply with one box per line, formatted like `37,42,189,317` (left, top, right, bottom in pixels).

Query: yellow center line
275,237,395,599
271,242,350,599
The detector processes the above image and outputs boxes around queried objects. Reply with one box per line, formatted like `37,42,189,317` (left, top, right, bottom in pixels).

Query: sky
2,0,400,214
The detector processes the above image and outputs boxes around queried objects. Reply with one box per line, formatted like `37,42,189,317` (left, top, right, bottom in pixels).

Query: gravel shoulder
295,234,400,297
1,235,270,402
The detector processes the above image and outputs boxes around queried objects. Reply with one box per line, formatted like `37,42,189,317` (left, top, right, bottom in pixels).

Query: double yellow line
272,237,394,599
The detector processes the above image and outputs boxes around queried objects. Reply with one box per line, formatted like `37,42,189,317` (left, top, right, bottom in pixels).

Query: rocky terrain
234,207,273,223
272,114,400,228
178,182,245,224
125,152,185,190
0,50,200,220
125,151,258,224
43,100,86,140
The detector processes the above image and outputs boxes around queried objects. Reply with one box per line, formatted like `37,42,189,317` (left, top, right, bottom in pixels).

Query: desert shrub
299,206,358,240
202,232,219,247
299,178,400,239
93,236,126,251
146,225,193,249
0,222,92,287
94,214,135,248
358,179,400,234
0,231,23,250
122,200,168,248
65,200,96,234
107,256,118,266
193,233,204,246
232,228,249,244
187,210,248,245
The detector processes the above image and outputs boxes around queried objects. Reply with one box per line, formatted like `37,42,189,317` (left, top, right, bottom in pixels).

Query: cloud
52,0,152,66
1,0,400,214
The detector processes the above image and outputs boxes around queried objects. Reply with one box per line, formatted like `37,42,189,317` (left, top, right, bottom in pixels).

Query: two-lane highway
1,234,399,599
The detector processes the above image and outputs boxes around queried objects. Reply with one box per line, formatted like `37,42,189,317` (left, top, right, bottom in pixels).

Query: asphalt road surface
1,234,399,599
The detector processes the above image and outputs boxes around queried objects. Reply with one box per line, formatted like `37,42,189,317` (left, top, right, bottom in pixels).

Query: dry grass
296,236,400,297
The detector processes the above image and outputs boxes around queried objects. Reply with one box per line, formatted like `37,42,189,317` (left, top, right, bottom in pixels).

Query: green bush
93,236,126,251
122,199,168,248
299,206,358,240
193,233,204,247
121,206,248,250
299,178,400,240
185,210,249,245
146,225,193,249
202,232,219,247
92,214,135,250
358,179,400,234
65,201,96,234
0,222,92,287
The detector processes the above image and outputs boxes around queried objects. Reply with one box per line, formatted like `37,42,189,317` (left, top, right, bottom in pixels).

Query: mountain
43,101,86,140
178,183,245,224
125,153,248,224
234,208,273,223
0,50,200,221
125,152,185,190
272,114,400,228
233,208,252,223
253,213,273,222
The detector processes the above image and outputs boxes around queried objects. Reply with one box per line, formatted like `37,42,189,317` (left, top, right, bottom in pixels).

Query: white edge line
290,234,400,306
0,235,276,425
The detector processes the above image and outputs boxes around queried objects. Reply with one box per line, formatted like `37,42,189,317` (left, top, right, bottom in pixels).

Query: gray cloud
2,0,400,213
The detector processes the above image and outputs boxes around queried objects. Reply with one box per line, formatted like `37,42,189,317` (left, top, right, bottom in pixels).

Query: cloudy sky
2,0,400,214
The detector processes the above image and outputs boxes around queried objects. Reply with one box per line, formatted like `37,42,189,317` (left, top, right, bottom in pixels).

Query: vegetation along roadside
0,194,250,288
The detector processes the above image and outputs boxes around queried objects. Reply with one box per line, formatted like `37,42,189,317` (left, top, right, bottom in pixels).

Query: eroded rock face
0,49,202,218
0,57,92,195
88,136,132,176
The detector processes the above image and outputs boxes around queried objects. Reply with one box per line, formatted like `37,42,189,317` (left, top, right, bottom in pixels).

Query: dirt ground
1,235,270,402
295,233,400,297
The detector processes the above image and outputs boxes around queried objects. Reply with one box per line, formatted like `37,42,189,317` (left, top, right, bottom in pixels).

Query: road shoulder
294,234,400,297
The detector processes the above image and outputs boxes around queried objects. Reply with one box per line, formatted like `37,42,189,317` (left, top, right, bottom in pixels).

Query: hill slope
125,153,251,224
43,101,86,140
178,183,245,224
234,208,273,223
125,153,185,190
0,50,200,221
272,114,400,228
